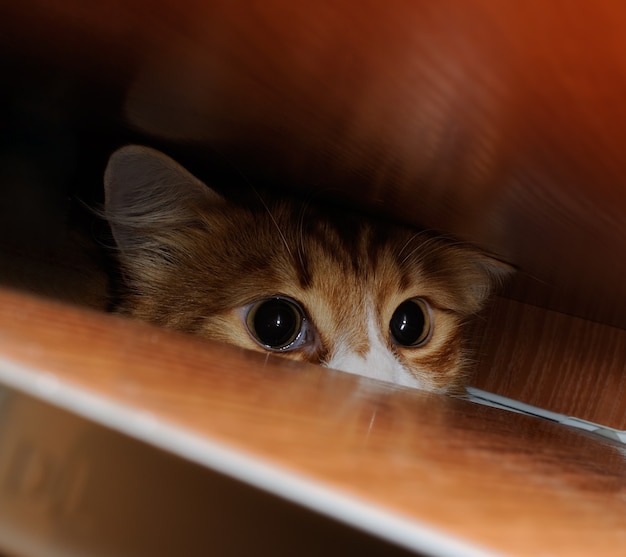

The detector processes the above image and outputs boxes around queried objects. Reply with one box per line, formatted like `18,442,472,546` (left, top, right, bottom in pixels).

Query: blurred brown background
2,0,626,328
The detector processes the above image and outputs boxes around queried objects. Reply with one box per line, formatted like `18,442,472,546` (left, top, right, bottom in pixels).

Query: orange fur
105,145,512,392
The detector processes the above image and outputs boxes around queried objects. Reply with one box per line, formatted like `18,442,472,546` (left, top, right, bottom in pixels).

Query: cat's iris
245,297,305,350
390,298,432,347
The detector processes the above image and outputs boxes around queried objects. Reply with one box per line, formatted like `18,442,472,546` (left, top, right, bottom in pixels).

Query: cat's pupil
247,298,302,350
390,298,431,347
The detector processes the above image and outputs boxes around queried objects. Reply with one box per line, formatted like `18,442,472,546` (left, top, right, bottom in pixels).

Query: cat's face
104,146,512,392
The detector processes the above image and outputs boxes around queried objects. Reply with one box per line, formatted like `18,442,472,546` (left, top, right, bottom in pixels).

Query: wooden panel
1,287,626,556
0,389,418,557
471,297,626,429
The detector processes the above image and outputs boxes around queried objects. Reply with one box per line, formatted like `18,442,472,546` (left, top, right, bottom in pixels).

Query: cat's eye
389,298,432,347
245,297,306,351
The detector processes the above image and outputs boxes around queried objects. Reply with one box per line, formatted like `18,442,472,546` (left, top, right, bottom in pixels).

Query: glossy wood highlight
0,287,625,556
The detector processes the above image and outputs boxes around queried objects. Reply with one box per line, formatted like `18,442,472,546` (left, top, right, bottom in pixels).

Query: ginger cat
104,146,511,392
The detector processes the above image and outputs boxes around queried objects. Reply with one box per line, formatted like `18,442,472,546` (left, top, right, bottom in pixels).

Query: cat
104,145,512,393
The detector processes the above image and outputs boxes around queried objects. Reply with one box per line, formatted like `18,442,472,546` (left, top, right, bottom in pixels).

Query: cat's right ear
104,145,223,251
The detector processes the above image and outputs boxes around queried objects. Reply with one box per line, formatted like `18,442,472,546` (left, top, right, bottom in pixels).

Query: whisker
400,235,474,267
396,230,431,259
254,192,295,261
296,197,313,275
400,235,443,265
212,152,295,262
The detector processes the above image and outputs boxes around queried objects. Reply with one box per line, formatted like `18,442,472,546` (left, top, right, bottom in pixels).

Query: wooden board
471,297,626,429
1,287,626,556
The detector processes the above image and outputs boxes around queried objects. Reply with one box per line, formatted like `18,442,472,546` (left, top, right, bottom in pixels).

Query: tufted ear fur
104,145,223,253
415,238,514,316
459,247,514,313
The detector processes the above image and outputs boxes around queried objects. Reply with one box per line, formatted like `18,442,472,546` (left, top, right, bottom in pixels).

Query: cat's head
104,145,512,392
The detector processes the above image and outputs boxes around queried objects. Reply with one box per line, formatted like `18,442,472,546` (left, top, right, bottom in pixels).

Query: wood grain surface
1,287,626,556
471,296,626,429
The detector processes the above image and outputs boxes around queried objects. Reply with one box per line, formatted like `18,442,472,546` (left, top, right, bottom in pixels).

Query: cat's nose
325,347,422,389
